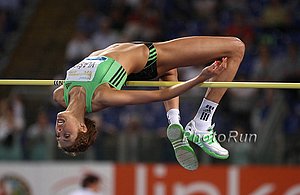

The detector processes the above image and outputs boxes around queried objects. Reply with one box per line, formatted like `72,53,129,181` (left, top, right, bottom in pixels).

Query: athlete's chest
66,57,108,81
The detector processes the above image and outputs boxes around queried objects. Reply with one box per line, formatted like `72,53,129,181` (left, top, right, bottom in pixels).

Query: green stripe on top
148,46,157,61
110,67,125,86
149,47,155,52
64,56,127,113
149,49,156,55
148,55,157,61
149,52,156,58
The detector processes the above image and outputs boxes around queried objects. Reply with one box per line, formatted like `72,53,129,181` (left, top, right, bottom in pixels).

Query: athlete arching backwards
53,36,245,170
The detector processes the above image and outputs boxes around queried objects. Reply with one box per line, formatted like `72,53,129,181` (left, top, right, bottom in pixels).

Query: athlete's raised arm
99,58,227,107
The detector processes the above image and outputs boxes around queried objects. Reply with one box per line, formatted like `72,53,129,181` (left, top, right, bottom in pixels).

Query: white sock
193,98,218,131
167,108,180,125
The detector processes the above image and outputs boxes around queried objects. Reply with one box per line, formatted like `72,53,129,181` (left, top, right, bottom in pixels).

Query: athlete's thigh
154,36,237,74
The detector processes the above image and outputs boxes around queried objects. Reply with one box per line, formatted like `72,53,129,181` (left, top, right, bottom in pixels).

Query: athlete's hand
199,57,227,80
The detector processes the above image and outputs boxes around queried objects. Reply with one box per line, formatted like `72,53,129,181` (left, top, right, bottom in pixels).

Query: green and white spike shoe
167,124,198,171
185,120,229,159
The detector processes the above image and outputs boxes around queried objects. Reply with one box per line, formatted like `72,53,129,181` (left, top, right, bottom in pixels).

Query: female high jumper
53,36,245,170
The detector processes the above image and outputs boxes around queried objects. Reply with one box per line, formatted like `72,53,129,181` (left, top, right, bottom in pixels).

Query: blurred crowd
0,0,27,56
0,0,299,164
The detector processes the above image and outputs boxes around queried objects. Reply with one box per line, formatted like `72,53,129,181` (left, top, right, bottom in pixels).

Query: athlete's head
55,111,98,156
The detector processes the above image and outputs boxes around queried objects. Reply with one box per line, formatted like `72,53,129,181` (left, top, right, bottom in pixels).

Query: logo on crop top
65,83,71,89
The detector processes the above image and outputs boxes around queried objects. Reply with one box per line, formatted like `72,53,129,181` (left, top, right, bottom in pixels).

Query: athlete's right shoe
167,123,198,171
184,120,229,159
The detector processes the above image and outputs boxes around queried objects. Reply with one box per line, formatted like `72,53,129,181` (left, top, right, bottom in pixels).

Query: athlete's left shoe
167,123,198,171
184,120,229,159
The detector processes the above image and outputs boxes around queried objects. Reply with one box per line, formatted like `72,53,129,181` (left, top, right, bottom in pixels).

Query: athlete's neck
66,87,86,120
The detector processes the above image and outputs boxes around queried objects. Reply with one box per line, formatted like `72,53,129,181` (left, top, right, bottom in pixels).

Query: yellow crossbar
0,80,299,89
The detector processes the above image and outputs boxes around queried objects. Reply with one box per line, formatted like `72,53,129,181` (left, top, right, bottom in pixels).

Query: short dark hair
82,174,100,188
59,117,98,156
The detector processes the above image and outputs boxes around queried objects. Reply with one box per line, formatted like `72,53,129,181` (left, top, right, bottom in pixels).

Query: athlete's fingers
214,60,223,69
202,58,227,78
214,59,227,74
211,60,221,70
222,57,228,69
214,58,227,70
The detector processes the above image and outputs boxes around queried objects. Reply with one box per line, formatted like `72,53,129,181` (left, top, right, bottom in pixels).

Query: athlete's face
55,111,84,148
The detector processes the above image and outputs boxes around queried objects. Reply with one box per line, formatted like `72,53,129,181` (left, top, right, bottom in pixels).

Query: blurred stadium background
0,0,299,194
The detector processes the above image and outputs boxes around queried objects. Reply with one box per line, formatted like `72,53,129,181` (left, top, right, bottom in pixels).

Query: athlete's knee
228,37,245,59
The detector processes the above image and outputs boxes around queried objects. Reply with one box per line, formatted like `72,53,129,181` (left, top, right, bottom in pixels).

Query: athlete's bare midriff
88,43,150,74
